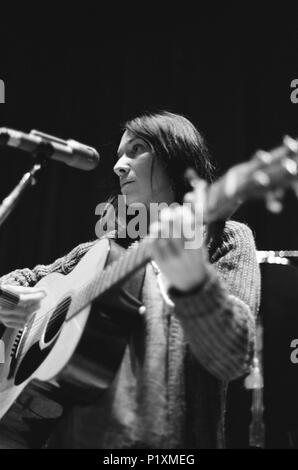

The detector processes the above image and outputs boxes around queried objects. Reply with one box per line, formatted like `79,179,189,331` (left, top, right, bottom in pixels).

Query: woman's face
114,130,175,207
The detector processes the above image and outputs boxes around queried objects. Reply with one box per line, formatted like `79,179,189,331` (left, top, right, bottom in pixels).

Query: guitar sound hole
14,342,53,386
44,297,71,343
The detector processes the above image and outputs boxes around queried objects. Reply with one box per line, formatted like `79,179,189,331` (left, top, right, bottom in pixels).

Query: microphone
0,127,100,171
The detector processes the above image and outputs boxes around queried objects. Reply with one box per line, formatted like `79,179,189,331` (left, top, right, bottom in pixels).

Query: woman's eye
133,144,145,153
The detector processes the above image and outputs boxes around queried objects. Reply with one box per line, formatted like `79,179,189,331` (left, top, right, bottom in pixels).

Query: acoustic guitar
0,134,298,421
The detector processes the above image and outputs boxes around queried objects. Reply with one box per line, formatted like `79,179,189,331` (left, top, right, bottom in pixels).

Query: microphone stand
0,145,50,228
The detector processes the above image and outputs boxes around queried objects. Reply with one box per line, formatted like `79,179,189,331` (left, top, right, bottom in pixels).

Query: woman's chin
123,194,147,207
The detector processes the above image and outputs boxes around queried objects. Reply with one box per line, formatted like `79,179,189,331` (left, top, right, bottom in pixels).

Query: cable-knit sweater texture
0,220,260,448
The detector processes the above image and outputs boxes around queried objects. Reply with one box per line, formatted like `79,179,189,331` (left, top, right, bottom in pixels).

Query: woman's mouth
121,180,135,189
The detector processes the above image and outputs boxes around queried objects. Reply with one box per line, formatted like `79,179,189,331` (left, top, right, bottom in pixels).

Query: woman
0,111,260,448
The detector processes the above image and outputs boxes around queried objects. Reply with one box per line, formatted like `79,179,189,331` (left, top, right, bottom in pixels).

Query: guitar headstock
187,135,298,223
234,135,298,213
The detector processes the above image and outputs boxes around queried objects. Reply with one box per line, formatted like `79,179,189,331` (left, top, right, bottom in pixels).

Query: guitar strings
10,241,148,343
17,288,95,342
15,297,73,346
13,254,126,341
15,300,72,361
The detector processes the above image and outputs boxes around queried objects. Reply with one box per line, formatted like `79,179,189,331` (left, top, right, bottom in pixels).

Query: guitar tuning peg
253,150,273,166
253,170,271,187
282,157,298,176
185,168,200,188
266,198,283,213
283,135,298,155
265,190,284,213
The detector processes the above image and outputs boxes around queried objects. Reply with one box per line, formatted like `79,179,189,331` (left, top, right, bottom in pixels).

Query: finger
1,285,47,295
0,286,21,310
0,297,39,316
148,221,160,239
2,320,25,329
1,317,26,329
160,207,185,241
184,180,206,216
0,307,32,320
163,237,181,256
180,198,205,249
159,208,173,237
152,237,170,260
193,180,206,217
18,291,47,306
172,205,193,244
0,286,47,311
149,215,173,240
152,236,182,262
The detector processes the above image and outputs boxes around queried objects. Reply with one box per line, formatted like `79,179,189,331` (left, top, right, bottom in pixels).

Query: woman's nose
113,157,130,177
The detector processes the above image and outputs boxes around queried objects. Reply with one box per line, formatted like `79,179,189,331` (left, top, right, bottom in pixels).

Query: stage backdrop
1,7,298,450
0,10,298,275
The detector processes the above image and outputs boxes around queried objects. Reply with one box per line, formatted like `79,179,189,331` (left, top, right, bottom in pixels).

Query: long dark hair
98,111,223,248
124,111,215,203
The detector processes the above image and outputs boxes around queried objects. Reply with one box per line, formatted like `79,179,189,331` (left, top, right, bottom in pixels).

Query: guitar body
0,133,296,443
0,238,143,421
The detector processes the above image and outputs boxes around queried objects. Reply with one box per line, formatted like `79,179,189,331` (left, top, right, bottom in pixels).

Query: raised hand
149,173,209,292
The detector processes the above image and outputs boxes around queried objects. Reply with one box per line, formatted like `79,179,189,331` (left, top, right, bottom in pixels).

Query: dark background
0,5,298,449
0,7,298,274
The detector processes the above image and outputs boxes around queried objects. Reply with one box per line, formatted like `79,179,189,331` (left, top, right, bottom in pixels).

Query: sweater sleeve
0,240,97,287
170,221,260,381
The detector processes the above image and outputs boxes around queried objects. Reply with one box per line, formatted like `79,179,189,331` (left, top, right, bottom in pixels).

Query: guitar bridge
10,329,24,360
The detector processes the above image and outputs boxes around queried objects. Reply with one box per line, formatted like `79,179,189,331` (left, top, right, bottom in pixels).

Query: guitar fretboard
70,238,152,318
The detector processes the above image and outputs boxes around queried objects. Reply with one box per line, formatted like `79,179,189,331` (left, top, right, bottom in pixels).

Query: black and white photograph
0,6,298,453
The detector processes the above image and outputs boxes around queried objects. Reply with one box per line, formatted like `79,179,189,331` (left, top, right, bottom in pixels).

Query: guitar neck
95,239,152,296
205,172,243,223
72,172,245,315
71,131,298,316
70,239,152,317
94,170,245,295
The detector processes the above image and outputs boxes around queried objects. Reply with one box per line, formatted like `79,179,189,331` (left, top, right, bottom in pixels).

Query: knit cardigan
0,220,260,449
